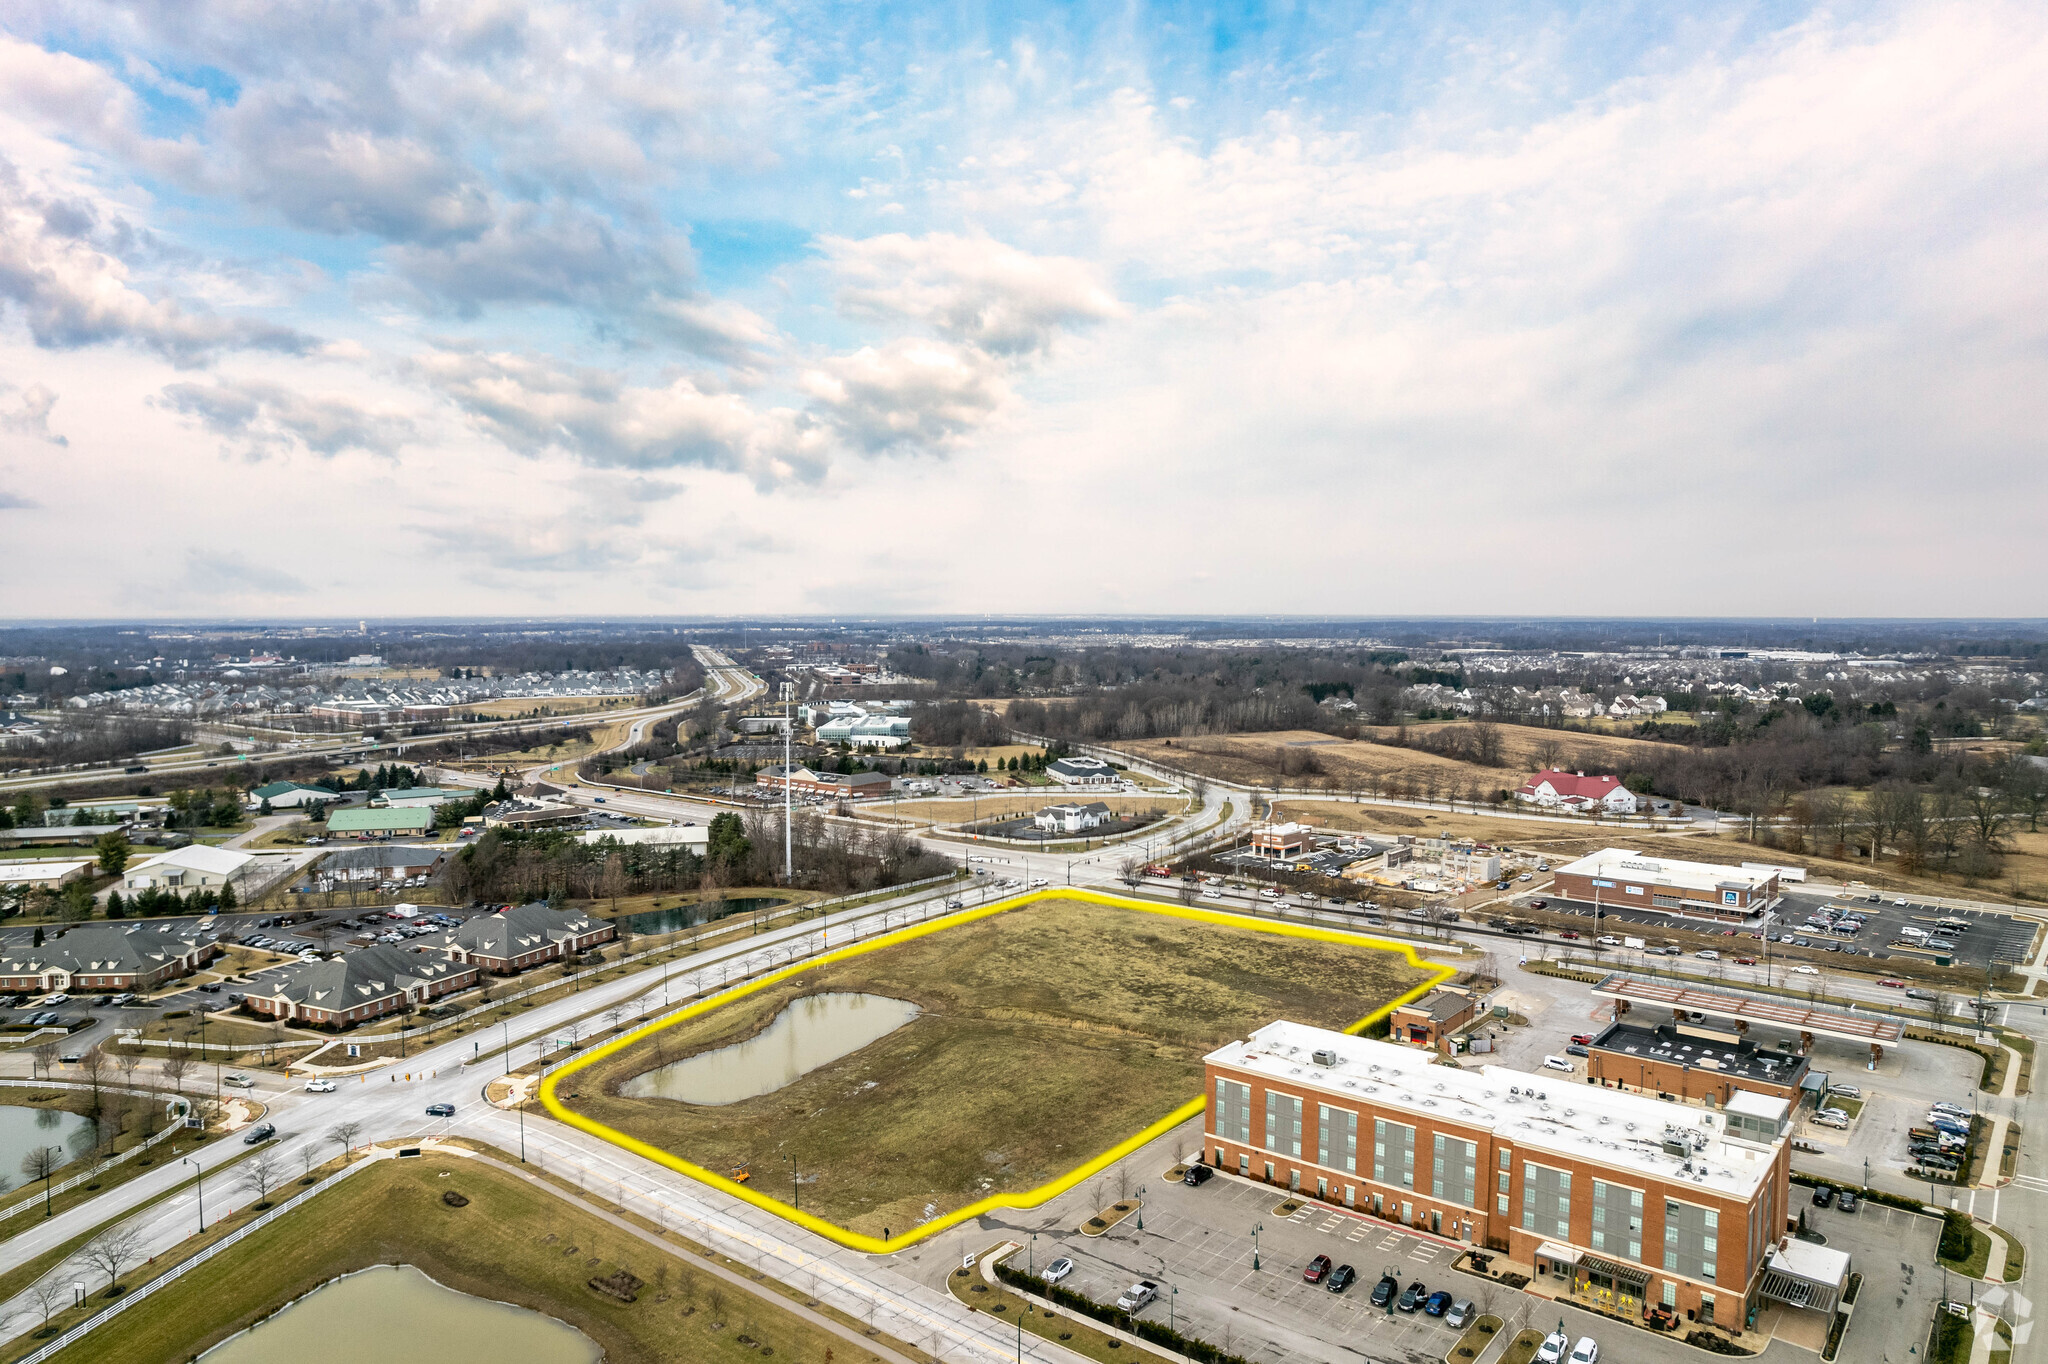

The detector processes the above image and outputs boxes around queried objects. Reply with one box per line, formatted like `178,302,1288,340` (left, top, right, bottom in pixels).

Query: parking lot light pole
1136,1185,1144,1231
1029,1232,1036,1278
501,1019,512,1075
1252,1222,1262,1271
182,1155,205,1232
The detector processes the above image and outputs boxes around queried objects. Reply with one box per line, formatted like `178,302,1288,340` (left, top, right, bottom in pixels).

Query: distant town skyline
1,2,2044,617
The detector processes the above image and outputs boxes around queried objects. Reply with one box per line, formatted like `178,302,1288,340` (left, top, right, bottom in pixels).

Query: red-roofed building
1516,769,1639,814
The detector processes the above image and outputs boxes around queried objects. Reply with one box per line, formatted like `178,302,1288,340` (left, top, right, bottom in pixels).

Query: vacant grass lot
566,897,1431,1238
57,1157,875,1364
862,793,1183,825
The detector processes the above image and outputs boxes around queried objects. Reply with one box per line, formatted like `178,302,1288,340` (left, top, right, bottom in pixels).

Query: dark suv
1370,1275,1399,1308
1326,1264,1356,1293
1183,1164,1214,1187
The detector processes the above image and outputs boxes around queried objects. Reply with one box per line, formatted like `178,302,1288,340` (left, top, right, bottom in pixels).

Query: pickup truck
1116,1281,1158,1312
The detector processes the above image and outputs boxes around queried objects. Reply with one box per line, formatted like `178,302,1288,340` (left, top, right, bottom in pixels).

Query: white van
1898,926,1929,942
1541,1055,1575,1073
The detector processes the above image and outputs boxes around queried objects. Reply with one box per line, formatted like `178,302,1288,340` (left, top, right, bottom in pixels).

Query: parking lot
1511,886,2032,969
1032,1165,1488,1364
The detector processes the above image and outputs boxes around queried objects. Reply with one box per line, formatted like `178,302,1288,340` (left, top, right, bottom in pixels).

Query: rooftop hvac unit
1312,1049,1339,1067
1662,1138,1691,1158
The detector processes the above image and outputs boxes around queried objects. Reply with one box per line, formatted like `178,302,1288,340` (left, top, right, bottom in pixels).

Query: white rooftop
1766,1238,1850,1286
127,845,255,876
1557,848,1776,895
1208,1021,1783,1199
0,860,91,882
1725,1090,1792,1122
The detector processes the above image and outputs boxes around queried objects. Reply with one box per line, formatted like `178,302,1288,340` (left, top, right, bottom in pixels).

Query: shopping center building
1204,1021,1795,1330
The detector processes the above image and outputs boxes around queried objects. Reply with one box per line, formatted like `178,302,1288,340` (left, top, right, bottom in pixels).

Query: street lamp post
1136,1185,1145,1231
1252,1222,1263,1271
501,1019,512,1076
788,1153,800,1211
182,1155,205,1232
39,1146,58,1217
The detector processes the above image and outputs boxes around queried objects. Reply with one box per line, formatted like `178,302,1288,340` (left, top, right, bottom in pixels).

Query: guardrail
10,1150,375,1364
0,1086,191,1224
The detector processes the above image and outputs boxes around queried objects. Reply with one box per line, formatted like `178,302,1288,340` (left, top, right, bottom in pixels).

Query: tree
160,1051,191,1098
259,796,273,817
240,1150,282,1207
30,925,41,948
23,1278,67,1333
59,879,94,922
326,1120,364,1158
216,878,237,911
94,830,131,877
21,1145,60,1210
77,1224,145,1295
30,1040,57,1080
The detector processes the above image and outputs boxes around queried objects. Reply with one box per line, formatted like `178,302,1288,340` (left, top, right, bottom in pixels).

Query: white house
1046,756,1120,786
1515,769,1639,814
122,844,255,891
0,859,92,889
1034,802,1111,834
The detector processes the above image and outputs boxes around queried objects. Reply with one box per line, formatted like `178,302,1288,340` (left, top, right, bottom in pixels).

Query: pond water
622,992,920,1105
0,1104,97,1184
615,895,788,936
199,1264,600,1364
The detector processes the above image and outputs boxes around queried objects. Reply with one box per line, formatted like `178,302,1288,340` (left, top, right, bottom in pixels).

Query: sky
1,1,2044,620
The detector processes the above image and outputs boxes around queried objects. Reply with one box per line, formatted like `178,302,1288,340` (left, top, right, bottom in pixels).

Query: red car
1558,930,1580,940
1304,1254,1333,1284
1735,957,1756,966
1878,978,1907,988
1570,1033,1596,1046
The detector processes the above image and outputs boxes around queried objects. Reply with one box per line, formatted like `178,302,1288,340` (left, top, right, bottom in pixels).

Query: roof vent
1312,1049,1339,1067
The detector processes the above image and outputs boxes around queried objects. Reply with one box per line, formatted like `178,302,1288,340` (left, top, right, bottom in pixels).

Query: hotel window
1663,1199,1718,1283
1318,1105,1358,1174
1432,1133,1478,1209
1373,1119,1416,1189
1215,1079,1252,1144
1590,1179,1644,1263
1265,1092,1303,1158
1520,1164,1571,1240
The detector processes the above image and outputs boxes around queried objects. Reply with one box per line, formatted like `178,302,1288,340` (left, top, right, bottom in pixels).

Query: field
1122,724,1685,798
859,792,1185,825
468,695,637,718
560,896,1434,1240
55,1155,896,1364
1272,798,2048,902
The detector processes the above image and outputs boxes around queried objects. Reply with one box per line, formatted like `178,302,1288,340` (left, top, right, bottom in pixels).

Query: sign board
397,1147,422,1158
346,1043,360,1058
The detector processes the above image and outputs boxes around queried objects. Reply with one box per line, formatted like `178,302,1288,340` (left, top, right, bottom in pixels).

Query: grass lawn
53,1155,895,1364
468,695,636,718
871,793,1183,825
564,896,1433,1238
947,1261,1129,1364
1449,1314,1505,1362
1499,1327,1544,1364
1939,1223,1993,1278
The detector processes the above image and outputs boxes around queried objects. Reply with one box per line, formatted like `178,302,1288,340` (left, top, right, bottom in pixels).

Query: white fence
11,1153,374,1364
0,1083,190,1225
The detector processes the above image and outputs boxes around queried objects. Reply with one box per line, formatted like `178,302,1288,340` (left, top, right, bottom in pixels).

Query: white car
1200,889,1223,900
1813,1114,1848,1129
1044,1257,1075,1284
1115,1281,1158,1312
1790,965,1821,975
1536,1330,1570,1364
1697,950,1720,960
1541,1056,1575,1073
304,1079,337,1093
1568,1337,1599,1364
1030,878,1049,888
1596,935,1621,946
1830,1084,1862,1099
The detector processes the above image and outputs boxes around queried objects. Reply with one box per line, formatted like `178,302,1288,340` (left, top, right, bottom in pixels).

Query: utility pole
781,680,794,885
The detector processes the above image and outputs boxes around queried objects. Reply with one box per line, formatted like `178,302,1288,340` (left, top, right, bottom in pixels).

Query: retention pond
199,1263,600,1364
0,1104,96,1180
622,992,920,1105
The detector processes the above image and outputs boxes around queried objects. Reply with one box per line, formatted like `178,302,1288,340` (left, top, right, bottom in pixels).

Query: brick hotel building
1205,1022,1793,1329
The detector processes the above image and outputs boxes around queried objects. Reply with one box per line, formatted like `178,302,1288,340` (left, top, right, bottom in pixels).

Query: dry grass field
468,695,636,718
1271,798,2048,902
858,792,1185,825
565,897,1431,1237
1122,724,1686,798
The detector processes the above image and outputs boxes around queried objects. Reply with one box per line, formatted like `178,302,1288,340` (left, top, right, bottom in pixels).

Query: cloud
822,231,1123,356
0,156,312,365
803,338,1009,452
0,381,66,445
415,347,829,486
0,491,37,510
154,377,416,459
179,549,307,597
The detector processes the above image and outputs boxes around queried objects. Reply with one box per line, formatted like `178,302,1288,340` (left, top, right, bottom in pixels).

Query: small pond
0,1104,97,1183
615,895,788,936
622,992,920,1105
199,1264,600,1364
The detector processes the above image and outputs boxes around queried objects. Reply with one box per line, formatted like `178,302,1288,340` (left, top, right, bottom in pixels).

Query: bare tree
76,1224,145,1295
326,1120,363,1158
30,1041,57,1081
22,1279,67,1333
161,1052,192,1097
20,1146,60,1196
240,1151,282,1207
76,1045,110,1118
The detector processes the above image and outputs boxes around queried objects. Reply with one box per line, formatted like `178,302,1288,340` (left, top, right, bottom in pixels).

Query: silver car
1044,1257,1075,1284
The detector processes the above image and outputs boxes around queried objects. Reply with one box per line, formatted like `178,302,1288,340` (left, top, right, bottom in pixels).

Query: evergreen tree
105,892,125,920
31,926,43,948
217,880,238,911
259,797,273,817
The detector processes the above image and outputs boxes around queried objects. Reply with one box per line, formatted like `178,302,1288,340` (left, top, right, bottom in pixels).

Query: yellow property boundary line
539,888,1457,1253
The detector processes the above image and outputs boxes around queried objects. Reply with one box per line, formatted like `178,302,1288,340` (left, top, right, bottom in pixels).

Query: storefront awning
1535,1242,1582,1265
1580,1254,1652,1289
